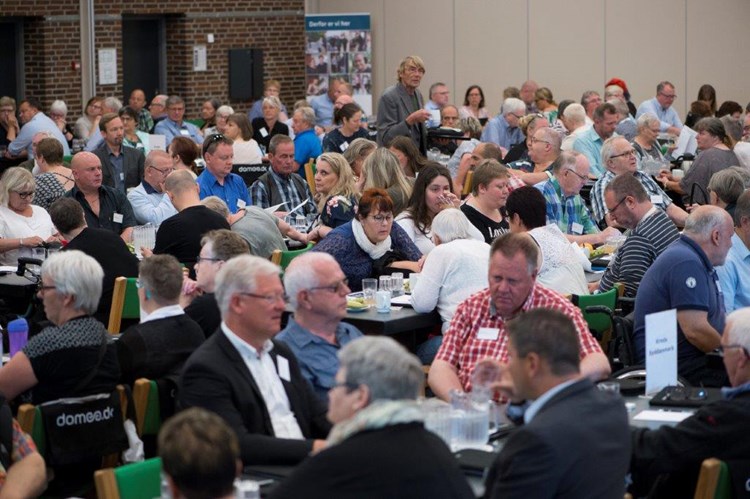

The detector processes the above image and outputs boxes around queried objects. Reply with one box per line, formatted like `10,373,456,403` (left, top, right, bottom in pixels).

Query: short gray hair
214,255,280,317
284,252,338,309
262,96,282,110
41,250,103,314
562,103,586,125
49,100,68,116
431,208,478,243
459,117,482,139
294,106,316,127
683,206,732,242
601,136,628,166
501,97,525,116
339,336,423,401
216,105,234,118
636,112,660,132
708,168,745,207
103,96,123,113
725,308,750,349
0,167,35,206
201,196,230,219
607,98,629,117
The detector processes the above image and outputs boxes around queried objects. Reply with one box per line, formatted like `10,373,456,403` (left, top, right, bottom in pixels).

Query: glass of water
378,275,392,292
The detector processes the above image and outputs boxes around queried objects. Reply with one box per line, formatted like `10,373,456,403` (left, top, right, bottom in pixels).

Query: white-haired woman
269,336,474,499
252,96,290,153
0,167,57,265
632,113,667,165
49,99,74,147
204,104,234,136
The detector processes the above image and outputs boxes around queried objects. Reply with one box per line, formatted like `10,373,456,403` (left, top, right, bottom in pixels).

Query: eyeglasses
607,196,628,213
658,92,677,99
530,137,551,145
196,255,223,264
238,292,289,304
565,168,588,181
510,113,524,120
37,283,57,294
330,381,359,392
718,344,750,357
369,214,393,224
149,164,175,175
308,278,349,294
610,149,636,160
14,191,35,199
203,134,227,155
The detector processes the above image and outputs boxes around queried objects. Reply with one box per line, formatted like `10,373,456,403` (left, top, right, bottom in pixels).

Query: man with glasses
149,94,168,128
507,126,561,183
636,81,683,136
377,55,430,155
630,307,750,497
153,95,204,146
596,174,679,298
183,229,250,338
573,102,619,177
277,252,363,402
197,134,251,214
179,254,331,466
633,206,734,387
591,136,687,227
480,97,526,151
93,113,145,194
127,150,178,224
538,151,620,245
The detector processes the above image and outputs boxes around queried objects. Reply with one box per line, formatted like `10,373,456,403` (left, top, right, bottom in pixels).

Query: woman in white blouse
0,168,57,266
224,113,263,165
411,208,490,333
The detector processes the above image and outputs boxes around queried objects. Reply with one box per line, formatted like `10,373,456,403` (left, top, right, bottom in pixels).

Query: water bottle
6,318,28,358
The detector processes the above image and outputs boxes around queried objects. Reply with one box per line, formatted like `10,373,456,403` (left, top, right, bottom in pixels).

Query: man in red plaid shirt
428,232,610,400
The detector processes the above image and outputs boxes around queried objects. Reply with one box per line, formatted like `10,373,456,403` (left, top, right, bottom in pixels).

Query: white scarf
352,219,392,260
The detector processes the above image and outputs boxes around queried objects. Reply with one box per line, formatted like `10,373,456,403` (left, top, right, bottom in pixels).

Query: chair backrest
461,170,474,197
232,163,269,187
95,457,163,499
133,378,162,437
108,277,140,334
270,242,314,270
694,458,732,499
305,159,316,195
571,287,618,342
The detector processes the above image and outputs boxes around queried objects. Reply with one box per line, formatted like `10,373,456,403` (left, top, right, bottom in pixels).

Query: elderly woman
342,137,376,181
411,208,489,331
503,113,550,164
74,96,103,140
224,113,263,164
707,168,746,219
0,251,120,404
322,103,370,154
0,167,57,265
660,117,739,205
506,186,589,295
307,152,359,242
361,148,413,216
459,85,489,121
268,336,474,499
313,188,422,292
169,136,200,174
632,113,668,166
252,96,289,152
33,138,75,210
49,99,74,147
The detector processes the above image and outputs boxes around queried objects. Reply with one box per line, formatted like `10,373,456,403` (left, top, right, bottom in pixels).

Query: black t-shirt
184,293,221,339
460,203,509,244
252,118,290,151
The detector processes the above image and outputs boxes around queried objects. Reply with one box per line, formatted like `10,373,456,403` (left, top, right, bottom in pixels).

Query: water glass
422,401,452,446
361,278,377,305
295,214,307,233
391,272,404,297
598,381,621,396
378,275,392,292
375,290,391,313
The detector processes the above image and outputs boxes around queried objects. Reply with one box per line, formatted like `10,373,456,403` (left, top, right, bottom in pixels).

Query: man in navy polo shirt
633,205,734,387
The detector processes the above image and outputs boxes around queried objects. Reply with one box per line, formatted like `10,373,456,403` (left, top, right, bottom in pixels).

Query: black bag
371,249,412,278
38,390,129,466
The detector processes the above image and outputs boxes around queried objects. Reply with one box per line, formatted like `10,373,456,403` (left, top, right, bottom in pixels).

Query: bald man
127,150,178,224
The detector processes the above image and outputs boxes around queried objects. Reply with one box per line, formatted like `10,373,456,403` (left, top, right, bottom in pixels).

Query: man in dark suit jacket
483,309,631,499
93,113,144,194
179,254,331,466
376,55,430,155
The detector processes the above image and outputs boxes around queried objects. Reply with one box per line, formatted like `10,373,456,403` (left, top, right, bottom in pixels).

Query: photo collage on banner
305,14,372,117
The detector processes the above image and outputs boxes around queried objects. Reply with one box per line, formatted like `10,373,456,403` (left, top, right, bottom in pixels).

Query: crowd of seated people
0,63,749,499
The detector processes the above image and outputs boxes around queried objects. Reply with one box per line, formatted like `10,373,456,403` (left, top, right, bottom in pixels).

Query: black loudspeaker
228,48,263,100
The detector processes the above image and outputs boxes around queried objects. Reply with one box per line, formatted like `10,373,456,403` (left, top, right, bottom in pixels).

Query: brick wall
1,0,305,120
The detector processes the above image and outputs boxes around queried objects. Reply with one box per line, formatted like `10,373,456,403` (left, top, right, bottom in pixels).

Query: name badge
119,172,124,181
276,356,291,382
650,195,663,205
113,213,124,224
339,141,349,152
477,327,500,341
237,199,247,209
259,127,269,138
179,129,190,136
571,222,584,235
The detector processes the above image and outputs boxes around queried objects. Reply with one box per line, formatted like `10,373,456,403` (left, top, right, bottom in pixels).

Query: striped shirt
598,208,680,297
590,170,673,224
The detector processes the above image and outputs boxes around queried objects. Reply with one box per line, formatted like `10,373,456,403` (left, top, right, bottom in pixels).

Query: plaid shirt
590,170,672,223
435,286,603,392
539,177,598,236
137,108,154,133
0,420,37,487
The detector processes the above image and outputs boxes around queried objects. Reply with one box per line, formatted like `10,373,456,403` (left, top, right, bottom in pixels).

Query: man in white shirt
127,150,177,224
179,254,330,465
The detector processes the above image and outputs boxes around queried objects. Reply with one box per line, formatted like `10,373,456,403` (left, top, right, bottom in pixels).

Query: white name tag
237,199,246,209
339,141,349,152
113,213,124,224
277,356,291,382
477,327,500,341
119,172,124,181
650,195,663,205
571,222,584,235
259,127,269,138
179,129,191,136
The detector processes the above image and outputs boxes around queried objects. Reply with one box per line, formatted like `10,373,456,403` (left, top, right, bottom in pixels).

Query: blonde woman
361,148,413,216
308,152,359,242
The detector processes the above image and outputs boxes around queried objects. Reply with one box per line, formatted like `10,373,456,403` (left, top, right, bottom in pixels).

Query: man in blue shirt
127,150,177,224
153,96,204,146
633,205,734,387
716,190,750,313
425,82,450,128
5,97,70,159
636,81,683,135
277,252,363,401
480,97,525,151
291,107,322,177
311,77,344,129
196,134,250,214
573,102,618,177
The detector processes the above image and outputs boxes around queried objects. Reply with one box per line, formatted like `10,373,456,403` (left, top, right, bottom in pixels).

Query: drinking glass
378,275,392,292
361,278,377,305
391,272,404,297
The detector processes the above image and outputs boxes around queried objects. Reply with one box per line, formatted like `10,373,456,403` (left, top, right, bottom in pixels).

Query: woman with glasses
459,84,489,121
268,336,474,499
119,106,150,155
313,188,422,292
632,113,668,166
252,96,289,153
0,167,57,265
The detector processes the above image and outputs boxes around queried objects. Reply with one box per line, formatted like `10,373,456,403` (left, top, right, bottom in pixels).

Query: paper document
633,410,691,423
672,126,697,158
287,199,310,215
390,294,413,306
263,203,286,214
645,309,678,396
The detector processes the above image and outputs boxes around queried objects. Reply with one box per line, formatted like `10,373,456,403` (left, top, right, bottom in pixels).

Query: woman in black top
252,96,289,152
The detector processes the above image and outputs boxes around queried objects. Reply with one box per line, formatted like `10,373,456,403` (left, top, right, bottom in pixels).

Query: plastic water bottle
6,318,28,358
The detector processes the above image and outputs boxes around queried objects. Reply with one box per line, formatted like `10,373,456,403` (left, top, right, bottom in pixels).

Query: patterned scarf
325,399,424,447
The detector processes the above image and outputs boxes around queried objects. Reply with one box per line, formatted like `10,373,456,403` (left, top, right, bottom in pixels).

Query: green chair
108,277,140,334
185,118,205,128
570,287,618,343
133,378,162,437
694,458,731,499
95,457,163,499
63,154,73,166
271,242,315,270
